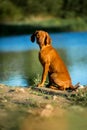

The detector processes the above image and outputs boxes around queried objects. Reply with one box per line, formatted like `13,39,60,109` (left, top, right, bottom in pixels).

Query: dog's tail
69,82,80,91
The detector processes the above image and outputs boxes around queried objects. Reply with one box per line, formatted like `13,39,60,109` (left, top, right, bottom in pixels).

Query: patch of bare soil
0,84,71,113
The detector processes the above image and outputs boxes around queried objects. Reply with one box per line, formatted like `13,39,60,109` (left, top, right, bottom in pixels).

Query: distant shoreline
1,20,87,36
0,24,71,36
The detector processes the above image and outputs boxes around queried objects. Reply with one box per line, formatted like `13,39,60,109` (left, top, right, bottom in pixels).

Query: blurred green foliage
0,0,87,22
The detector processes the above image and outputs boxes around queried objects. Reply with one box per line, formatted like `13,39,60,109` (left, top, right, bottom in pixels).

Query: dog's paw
37,83,44,87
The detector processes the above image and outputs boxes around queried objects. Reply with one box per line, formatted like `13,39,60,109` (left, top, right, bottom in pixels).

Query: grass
33,74,41,87
33,74,48,87
67,89,87,107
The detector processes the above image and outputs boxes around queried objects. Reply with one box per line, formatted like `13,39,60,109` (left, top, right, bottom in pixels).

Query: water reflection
0,32,87,86
0,51,42,86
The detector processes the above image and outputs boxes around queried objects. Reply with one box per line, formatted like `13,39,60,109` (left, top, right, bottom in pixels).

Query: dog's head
30,30,51,48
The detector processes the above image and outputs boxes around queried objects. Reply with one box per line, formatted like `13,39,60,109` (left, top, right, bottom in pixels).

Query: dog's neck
38,41,45,49
39,44,51,50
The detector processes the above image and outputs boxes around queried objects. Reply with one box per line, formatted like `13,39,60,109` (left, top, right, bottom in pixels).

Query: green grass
33,74,48,87
67,89,87,107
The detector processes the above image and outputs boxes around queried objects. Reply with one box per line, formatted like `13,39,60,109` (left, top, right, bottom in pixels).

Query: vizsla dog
31,30,79,90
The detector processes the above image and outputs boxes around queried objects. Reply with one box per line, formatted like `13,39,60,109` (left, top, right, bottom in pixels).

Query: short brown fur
31,30,78,90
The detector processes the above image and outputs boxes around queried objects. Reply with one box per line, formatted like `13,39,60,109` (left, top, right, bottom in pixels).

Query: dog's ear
44,33,51,45
31,33,35,43
30,31,38,42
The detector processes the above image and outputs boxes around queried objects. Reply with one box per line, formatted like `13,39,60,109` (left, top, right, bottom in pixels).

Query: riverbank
0,84,87,130
0,84,71,110
0,84,70,130
0,84,87,108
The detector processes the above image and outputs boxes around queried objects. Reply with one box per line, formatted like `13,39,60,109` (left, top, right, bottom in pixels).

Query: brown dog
31,30,79,90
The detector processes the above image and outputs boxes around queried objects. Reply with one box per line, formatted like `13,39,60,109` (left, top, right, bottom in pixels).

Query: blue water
0,32,87,52
0,32,87,86
0,35,39,52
